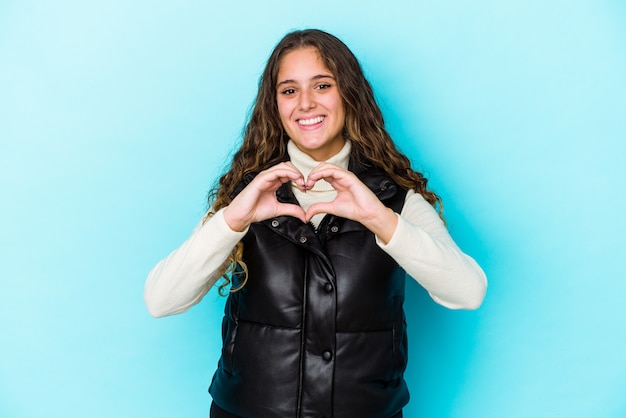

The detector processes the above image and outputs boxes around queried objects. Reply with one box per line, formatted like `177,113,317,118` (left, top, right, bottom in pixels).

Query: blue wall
1,1,625,417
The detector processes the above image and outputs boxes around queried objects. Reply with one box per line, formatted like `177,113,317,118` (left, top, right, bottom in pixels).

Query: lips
297,116,325,126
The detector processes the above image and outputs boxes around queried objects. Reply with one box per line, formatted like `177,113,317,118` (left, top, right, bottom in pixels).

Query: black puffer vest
209,163,410,418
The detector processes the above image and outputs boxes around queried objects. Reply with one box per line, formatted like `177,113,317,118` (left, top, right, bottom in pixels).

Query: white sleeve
144,208,248,317
377,190,487,310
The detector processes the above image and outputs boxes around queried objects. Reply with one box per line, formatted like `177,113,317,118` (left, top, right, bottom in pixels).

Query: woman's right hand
223,162,308,232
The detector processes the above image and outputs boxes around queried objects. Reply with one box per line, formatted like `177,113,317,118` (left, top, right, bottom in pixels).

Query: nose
298,90,316,111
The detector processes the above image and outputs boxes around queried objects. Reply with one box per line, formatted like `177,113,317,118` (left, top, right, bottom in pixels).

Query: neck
287,140,351,191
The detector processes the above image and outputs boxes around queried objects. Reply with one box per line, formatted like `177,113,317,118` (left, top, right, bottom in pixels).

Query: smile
298,116,325,126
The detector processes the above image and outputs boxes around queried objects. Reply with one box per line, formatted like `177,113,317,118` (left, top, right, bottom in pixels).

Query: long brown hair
206,29,443,294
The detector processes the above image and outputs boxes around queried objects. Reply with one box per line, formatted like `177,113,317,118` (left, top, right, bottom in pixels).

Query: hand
223,162,307,231
304,163,399,244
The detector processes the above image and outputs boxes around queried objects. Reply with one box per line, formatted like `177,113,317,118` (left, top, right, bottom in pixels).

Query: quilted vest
209,164,410,418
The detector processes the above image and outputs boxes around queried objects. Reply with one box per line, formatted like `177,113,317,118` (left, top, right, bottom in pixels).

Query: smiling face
276,47,346,161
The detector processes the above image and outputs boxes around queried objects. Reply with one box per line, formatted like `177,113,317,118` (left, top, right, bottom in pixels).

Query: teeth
298,116,324,126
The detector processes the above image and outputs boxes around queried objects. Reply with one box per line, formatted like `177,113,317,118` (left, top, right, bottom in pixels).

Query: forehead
277,47,333,79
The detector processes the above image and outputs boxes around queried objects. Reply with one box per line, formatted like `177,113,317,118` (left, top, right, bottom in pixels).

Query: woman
145,29,487,418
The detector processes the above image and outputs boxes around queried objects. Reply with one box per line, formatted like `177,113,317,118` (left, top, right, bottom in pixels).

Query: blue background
1,1,625,417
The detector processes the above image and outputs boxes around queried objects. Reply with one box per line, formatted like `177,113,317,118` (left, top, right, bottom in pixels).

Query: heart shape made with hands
266,163,397,243
226,161,385,232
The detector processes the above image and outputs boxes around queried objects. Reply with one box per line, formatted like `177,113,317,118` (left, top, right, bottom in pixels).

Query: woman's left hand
304,163,399,244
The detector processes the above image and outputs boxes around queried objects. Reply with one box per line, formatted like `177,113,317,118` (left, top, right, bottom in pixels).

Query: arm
377,190,487,310
144,208,247,317
145,162,309,317
304,163,486,309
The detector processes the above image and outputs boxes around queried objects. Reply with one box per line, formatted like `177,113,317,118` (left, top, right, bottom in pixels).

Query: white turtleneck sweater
144,140,487,317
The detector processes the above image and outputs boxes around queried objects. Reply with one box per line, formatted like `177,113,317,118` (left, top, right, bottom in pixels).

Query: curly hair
205,29,443,295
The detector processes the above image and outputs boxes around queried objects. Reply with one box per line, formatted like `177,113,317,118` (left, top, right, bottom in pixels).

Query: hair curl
205,29,443,295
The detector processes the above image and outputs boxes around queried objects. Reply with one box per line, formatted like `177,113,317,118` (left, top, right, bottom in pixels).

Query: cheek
333,101,346,124
326,94,344,116
276,100,292,122
276,103,294,134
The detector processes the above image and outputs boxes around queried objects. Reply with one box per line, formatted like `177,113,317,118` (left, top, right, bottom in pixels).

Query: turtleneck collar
287,140,352,192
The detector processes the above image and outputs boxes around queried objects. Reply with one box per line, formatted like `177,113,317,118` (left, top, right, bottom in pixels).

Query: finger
306,162,339,177
305,164,342,187
256,167,306,191
305,201,339,221
281,162,308,191
276,203,307,223
281,161,304,173
306,168,352,191
268,161,305,179
261,166,304,182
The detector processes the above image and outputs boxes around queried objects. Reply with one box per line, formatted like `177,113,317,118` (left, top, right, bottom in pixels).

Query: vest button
271,219,279,227
299,236,308,244
330,225,339,233
322,351,333,361
324,282,333,293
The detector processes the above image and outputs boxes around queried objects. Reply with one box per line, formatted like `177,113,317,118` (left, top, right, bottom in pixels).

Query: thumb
305,202,335,221
276,203,307,224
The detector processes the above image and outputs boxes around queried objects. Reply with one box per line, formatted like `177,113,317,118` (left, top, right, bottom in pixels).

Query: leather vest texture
209,164,410,418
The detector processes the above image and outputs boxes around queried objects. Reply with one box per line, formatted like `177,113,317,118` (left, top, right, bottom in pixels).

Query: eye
280,88,296,95
316,83,332,90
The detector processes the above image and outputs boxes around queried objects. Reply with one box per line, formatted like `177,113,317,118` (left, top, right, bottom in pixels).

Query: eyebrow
276,74,335,88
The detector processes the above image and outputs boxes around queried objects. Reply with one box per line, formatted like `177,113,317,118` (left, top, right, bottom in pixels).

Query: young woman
145,29,487,418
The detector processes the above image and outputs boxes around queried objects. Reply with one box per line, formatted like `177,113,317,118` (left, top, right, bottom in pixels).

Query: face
276,47,346,161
